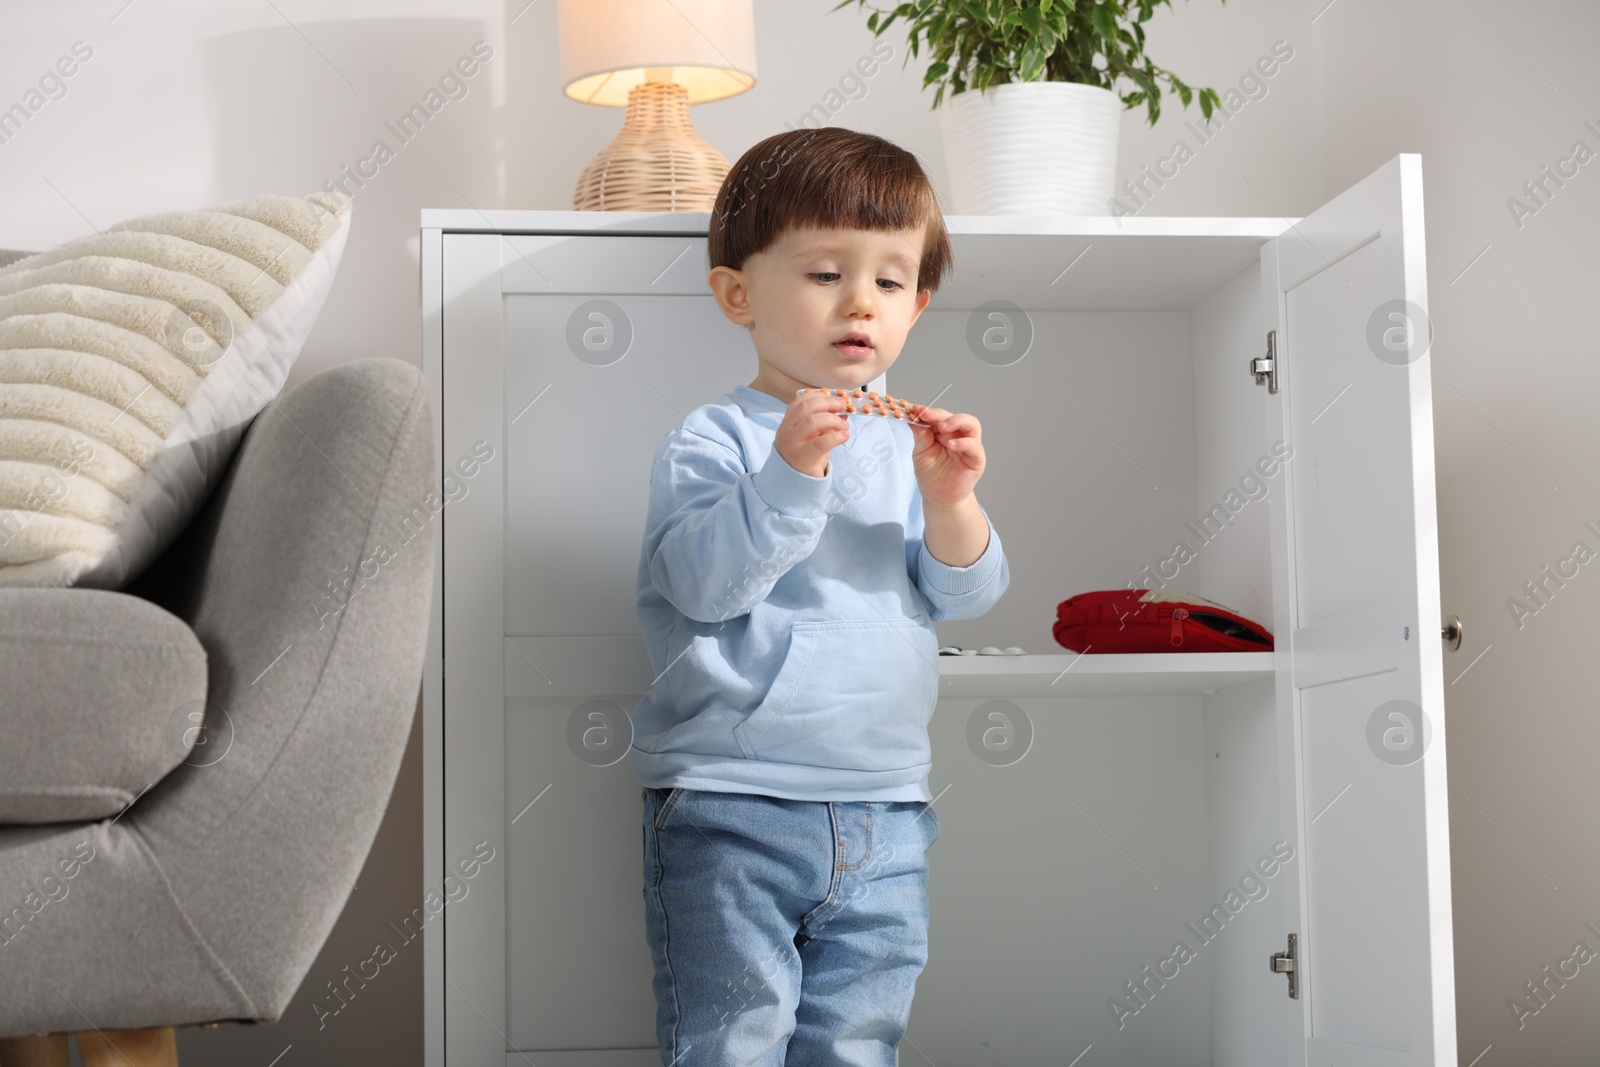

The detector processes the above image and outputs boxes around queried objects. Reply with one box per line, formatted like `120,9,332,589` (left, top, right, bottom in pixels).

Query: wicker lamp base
573,81,730,212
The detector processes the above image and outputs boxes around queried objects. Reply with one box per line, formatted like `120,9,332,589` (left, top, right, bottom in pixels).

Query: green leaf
1088,6,1118,46
1020,43,1045,80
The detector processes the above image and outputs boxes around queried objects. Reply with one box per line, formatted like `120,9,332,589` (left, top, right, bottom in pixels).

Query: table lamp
557,0,758,212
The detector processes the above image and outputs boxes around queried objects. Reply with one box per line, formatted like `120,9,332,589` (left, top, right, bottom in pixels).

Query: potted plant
832,0,1226,215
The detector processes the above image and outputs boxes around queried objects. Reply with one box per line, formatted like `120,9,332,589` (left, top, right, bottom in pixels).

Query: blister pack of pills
795,386,934,428
940,646,1026,656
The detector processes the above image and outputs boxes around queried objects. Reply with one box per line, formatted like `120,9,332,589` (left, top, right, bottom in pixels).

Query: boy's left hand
908,403,985,507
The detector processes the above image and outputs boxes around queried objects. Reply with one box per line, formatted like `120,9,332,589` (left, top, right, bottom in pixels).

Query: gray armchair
0,356,435,1067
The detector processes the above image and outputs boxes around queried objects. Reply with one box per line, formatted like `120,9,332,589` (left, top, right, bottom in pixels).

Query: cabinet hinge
1250,330,1278,394
1269,931,1300,999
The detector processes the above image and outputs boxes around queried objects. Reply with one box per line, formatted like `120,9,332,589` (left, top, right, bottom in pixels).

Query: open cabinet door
1264,154,1457,1065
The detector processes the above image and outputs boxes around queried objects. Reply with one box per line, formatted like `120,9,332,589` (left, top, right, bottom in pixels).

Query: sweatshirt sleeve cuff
751,447,831,516
918,512,1003,596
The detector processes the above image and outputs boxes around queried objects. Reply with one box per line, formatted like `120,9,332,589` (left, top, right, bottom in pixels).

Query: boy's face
708,223,933,401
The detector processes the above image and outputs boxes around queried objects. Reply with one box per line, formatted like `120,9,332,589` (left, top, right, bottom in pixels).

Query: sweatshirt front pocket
732,616,940,773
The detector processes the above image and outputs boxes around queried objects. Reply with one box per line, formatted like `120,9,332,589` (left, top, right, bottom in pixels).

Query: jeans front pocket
652,787,686,832
732,616,940,772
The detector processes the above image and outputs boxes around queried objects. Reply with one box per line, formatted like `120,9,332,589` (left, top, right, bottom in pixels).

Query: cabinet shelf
481,210,1298,312
502,636,1272,699
934,652,1273,697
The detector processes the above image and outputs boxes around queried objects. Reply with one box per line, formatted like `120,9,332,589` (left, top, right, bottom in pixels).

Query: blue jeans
641,786,941,1066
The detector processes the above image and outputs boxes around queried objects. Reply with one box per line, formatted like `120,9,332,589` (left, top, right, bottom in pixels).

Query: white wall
1,0,505,396
7,0,1598,1062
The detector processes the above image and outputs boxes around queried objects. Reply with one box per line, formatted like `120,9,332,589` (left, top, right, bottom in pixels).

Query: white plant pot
938,80,1122,215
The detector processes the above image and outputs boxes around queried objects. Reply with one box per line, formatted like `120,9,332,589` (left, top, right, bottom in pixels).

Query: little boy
630,126,1009,1066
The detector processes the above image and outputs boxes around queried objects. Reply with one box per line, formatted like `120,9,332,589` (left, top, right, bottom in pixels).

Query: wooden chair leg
75,1027,178,1067
0,1033,69,1067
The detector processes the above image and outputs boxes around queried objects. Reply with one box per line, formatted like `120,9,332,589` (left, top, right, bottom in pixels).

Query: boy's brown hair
707,127,953,296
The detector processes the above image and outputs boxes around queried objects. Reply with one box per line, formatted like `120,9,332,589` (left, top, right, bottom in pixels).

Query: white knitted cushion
0,190,351,588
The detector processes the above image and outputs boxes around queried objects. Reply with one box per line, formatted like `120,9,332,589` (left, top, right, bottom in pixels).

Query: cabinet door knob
1441,614,1463,652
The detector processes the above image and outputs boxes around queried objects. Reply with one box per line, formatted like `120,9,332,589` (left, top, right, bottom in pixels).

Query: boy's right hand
774,389,850,478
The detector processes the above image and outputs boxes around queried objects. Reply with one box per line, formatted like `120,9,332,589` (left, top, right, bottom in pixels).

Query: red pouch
1053,589,1274,653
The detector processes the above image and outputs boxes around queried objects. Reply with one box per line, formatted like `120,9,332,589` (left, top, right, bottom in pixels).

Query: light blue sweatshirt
629,383,1010,802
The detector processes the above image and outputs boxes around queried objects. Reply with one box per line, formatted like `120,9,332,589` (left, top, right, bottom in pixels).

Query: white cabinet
419,154,1456,1066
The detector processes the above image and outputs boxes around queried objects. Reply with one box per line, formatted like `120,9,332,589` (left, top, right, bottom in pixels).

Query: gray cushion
0,589,207,823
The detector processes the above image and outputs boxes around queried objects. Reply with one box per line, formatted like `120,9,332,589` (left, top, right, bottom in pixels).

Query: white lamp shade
557,0,757,106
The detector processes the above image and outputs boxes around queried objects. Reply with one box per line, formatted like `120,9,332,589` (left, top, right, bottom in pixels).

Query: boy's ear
909,288,932,325
708,266,754,326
